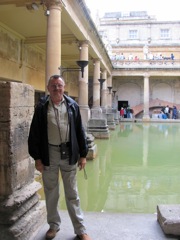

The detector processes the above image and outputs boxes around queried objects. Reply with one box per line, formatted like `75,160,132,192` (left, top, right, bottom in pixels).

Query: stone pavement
33,210,180,240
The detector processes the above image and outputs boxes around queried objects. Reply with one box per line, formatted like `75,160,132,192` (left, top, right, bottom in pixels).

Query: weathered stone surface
0,181,41,211
106,113,116,129
0,82,34,108
88,118,108,127
0,82,35,196
87,118,110,139
0,193,39,224
86,133,95,142
0,200,46,240
86,144,97,160
0,82,46,240
86,133,97,160
157,204,180,236
91,108,102,119
0,157,34,196
106,113,114,121
91,132,110,139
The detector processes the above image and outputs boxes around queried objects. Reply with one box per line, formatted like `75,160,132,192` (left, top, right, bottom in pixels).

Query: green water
37,122,180,214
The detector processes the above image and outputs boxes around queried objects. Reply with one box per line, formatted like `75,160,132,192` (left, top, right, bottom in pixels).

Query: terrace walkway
34,210,179,240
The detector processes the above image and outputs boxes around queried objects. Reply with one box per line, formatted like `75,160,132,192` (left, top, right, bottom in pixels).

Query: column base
0,181,46,240
91,107,103,119
142,115,150,121
87,118,110,139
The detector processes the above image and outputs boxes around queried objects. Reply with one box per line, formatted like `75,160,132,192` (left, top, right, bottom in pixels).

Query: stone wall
0,25,45,91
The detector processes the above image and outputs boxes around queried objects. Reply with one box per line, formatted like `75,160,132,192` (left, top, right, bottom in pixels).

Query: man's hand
35,159,44,173
78,157,86,170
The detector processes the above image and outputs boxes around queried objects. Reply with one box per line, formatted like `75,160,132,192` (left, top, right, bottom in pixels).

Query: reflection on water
36,122,180,214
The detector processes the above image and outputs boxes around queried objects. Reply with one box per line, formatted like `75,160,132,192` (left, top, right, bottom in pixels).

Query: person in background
119,53,125,60
124,107,127,118
128,53,133,60
126,105,131,118
172,105,178,119
164,105,169,118
171,53,175,60
134,56,139,61
120,107,124,120
28,75,92,240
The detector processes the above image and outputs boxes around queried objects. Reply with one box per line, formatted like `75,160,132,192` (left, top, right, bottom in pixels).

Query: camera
60,143,70,159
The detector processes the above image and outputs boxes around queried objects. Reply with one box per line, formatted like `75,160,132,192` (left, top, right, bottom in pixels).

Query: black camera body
60,143,70,159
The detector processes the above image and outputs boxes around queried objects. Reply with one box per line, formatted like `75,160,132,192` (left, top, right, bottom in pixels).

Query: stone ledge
157,204,180,236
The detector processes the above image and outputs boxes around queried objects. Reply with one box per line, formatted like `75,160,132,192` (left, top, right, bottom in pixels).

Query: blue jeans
42,145,86,235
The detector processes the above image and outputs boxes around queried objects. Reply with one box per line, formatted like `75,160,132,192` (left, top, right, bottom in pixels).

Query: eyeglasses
50,84,64,89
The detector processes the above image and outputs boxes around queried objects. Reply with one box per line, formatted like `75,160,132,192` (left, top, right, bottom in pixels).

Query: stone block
157,204,180,236
86,144,97,160
91,131,110,139
88,118,107,128
0,82,34,108
87,118,110,139
0,181,41,217
108,124,116,130
0,200,46,240
0,157,34,196
86,133,95,142
91,108,102,119
106,113,114,121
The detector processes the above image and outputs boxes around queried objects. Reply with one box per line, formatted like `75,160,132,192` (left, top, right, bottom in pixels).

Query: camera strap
52,100,69,144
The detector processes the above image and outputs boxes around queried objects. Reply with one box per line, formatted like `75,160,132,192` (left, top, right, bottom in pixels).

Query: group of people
119,106,133,119
159,105,178,119
110,52,175,61
147,52,175,61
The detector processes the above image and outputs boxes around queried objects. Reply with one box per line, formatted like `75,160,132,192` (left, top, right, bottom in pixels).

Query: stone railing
111,59,180,69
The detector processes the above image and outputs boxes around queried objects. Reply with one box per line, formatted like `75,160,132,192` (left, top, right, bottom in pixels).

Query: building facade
97,11,180,118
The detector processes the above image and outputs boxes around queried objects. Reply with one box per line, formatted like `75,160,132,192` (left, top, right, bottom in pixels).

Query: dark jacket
28,95,88,166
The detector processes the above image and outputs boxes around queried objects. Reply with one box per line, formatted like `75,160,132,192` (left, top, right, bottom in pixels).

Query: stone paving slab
157,205,180,236
33,211,179,240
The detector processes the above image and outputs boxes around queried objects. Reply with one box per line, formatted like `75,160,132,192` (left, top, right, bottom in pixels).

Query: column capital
44,0,64,9
93,58,101,64
102,69,107,75
78,40,90,47
143,72,150,78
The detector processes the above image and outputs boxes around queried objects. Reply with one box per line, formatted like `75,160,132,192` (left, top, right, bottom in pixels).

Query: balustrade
112,59,180,68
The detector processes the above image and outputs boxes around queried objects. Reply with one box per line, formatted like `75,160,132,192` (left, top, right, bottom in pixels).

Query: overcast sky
85,0,180,21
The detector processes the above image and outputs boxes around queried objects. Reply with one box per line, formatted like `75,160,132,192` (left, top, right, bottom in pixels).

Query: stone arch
152,82,173,102
117,82,141,107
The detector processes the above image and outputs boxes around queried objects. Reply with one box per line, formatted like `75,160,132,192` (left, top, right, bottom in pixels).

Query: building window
129,30,138,39
160,29,170,39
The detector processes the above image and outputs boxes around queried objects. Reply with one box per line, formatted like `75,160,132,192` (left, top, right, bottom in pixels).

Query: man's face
47,77,65,98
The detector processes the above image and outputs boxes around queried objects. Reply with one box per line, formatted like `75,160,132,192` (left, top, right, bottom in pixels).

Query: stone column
0,82,46,240
101,69,107,110
143,73,150,121
45,0,63,85
91,59,102,118
107,75,112,109
88,61,109,138
78,41,90,129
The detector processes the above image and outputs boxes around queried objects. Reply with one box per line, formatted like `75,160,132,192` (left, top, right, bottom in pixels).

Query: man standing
28,75,91,240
